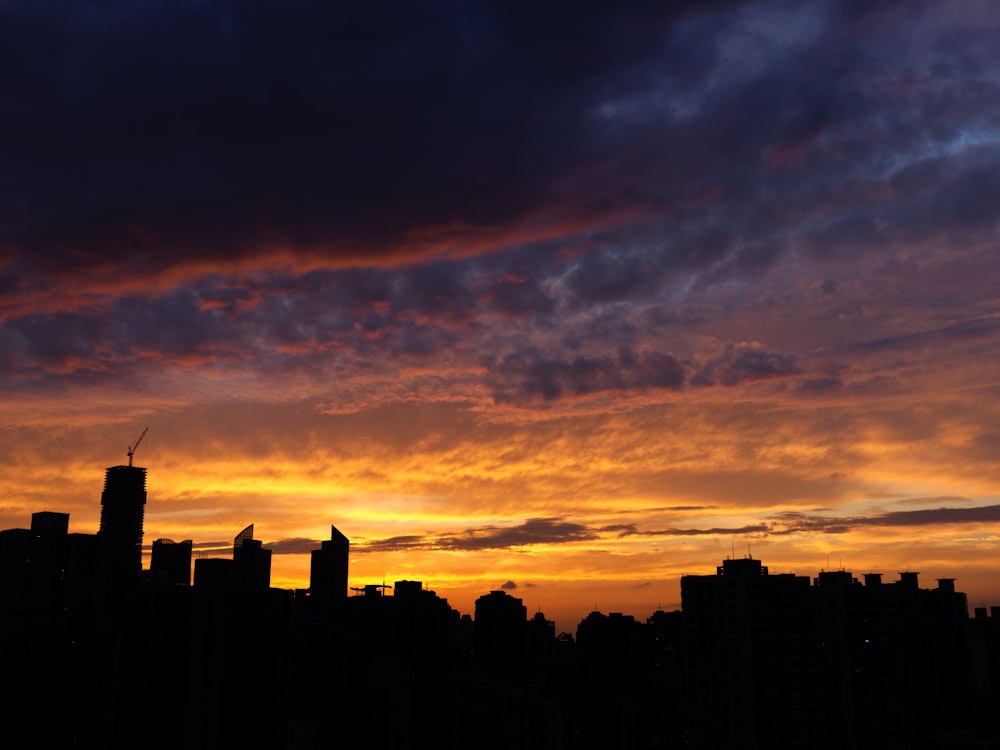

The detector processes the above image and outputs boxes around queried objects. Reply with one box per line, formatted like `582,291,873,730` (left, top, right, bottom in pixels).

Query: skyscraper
309,525,349,605
98,464,147,598
232,523,271,592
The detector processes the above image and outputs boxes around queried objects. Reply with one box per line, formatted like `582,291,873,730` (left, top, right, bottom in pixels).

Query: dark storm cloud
848,318,1000,357
0,264,475,382
485,347,686,402
1,0,997,410
797,144,1000,262
797,377,843,393
0,0,748,273
692,344,800,387
3,0,984,284
5,312,110,371
0,237,817,401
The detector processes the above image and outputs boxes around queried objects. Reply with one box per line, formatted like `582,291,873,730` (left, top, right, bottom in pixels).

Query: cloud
769,503,1000,535
500,580,518,591
870,504,1000,527
2,0,997,421
5,0,992,300
190,541,232,554
442,518,599,551
848,318,1000,358
692,343,800,387
356,518,597,553
363,535,428,553
353,503,1000,555
485,347,687,403
263,537,322,555
634,524,772,538
0,1,752,276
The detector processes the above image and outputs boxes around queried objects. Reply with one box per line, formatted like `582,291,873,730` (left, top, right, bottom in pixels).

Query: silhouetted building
31,510,69,536
186,526,288,748
968,606,1000,737
63,531,100,608
3,453,997,750
150,538,192,586
0,512,93,613
682,557,821,749
98,464,147,598
193,556,234,591
27,511,70,611
575,611,643,747
475,589,527,681
309,524,349,604
813,569,975,749
232,524,271,592
191,527,273,595
682,560,976,750
0,527,32,612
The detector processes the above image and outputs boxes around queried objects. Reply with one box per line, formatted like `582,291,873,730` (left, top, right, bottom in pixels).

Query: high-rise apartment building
98,464,147,597
151,538,193,586
682,557,821,749
475,589,528,680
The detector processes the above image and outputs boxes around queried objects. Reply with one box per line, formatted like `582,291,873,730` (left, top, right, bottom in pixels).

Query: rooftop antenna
127,426,148,467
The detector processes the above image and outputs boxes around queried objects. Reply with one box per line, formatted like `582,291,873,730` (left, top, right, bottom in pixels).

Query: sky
2,0,1000,632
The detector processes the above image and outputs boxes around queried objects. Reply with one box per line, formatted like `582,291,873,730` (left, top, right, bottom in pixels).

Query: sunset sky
2,0,999,632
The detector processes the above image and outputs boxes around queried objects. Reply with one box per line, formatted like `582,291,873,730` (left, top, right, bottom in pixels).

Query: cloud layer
2,0,1000,627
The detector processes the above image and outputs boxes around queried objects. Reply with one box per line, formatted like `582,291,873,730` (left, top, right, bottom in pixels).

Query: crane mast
127,426,148,467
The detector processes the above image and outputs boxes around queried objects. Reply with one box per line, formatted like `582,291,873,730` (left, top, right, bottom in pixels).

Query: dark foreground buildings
681,558,992,749
2,460,1000,749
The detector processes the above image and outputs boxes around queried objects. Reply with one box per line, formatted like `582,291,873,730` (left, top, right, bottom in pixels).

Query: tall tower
98,464,147,597
309,525,349,604
232,523,272,592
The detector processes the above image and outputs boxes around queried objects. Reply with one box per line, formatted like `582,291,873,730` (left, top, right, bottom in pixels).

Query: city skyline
2,1,1000,632
4,453,997,634
6,470,994,749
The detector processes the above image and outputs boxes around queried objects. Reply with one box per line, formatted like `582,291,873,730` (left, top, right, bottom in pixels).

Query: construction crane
127,426,148,467
350,583,392,597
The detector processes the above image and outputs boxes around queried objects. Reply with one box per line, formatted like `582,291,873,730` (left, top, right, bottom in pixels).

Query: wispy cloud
349,504,1000,554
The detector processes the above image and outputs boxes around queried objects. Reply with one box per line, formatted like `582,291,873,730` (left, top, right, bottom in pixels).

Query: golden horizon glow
5,369,999,633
